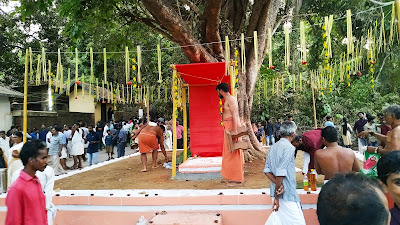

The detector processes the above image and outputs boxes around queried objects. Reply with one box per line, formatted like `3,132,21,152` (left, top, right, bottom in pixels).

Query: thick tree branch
141,0,216,63
201,0,224,61
222,0,250,35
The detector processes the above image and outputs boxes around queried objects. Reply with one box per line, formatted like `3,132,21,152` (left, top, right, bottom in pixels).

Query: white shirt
64,130,72,139
0,136,10,152
46,132,52,148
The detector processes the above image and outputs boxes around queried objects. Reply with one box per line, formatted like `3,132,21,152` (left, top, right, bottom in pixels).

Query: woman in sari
70,124,84,169
7,132,24,188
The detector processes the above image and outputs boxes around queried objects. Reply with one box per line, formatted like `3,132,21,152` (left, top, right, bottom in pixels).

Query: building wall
0,96,12,131
69,90,95,113
13,110,94,129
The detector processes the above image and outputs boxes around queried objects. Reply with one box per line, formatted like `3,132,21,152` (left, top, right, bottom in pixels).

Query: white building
0,86,23,131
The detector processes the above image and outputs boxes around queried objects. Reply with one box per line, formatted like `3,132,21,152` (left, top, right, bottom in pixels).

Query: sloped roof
0,86,24,98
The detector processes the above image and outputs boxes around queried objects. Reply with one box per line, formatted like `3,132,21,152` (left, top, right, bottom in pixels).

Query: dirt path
55,150,338,190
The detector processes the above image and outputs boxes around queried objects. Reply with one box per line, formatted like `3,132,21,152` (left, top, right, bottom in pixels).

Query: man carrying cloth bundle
134,122,169,172
217,83,250,187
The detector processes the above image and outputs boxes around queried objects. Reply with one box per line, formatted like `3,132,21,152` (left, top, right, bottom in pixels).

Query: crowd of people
3,81,400,225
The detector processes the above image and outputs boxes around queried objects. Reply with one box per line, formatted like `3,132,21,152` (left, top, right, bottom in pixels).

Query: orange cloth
138,131,159,154
221,117,244,182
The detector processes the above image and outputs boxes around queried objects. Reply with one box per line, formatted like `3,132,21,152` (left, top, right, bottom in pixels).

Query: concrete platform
179,157,222,173
150,212,223,225
173,172,222,181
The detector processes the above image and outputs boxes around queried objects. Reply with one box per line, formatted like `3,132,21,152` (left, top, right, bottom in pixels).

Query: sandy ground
55,150,354,190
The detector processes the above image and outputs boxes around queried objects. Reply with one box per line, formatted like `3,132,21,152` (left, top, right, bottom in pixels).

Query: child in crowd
377,151,400,225
105,130,114,160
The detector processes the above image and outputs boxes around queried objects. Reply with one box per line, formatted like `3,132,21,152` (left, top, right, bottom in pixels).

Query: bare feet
152,166,158,169
227,182,243,187
141,169,147,172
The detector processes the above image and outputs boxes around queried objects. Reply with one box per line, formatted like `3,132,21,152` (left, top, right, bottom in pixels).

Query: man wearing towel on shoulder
135,121,169,172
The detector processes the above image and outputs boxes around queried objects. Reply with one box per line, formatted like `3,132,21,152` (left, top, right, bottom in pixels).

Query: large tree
18,0,295,160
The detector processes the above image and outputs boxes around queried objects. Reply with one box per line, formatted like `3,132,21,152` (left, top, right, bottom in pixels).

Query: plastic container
310,169,317,191
303,174,309,191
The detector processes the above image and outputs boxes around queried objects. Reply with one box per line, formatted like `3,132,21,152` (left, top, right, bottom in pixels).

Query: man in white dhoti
264,122,306,225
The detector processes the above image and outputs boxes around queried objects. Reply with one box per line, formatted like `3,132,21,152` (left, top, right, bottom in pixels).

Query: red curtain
176,62,230,157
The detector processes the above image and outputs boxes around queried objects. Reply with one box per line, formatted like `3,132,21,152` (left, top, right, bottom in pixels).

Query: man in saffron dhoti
216,83,244,187
136,122,169,172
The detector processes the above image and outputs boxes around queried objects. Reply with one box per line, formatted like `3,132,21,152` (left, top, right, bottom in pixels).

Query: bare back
386,125,400,151
315,146,360,180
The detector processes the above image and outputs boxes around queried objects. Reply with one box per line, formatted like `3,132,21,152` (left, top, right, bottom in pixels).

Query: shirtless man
134,123,169,172
315,127,360,183
216,83,244,186
358,104,400,155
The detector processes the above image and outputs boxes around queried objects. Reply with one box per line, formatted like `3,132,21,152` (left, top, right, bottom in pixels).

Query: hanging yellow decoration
281,77,284,95
36,54,41,86
300,21,307,65
157,44,162,83
389,3,396,45
102,81,105,102
96,78,99,101
59,65,63,94
225,35,230,76
378,12,386,53
48,60,51,90
125,46,130,85
284,23,290,68
42,48,47,81
74,48,79,97
67,68,71,96
130,85,134,104
241,33,246,74
299,73,302,91
254,31,258,68
56,49,61,91
137,45,142,84
29,47,33,82
263,80,267,98
103,48,107,84
268,28,274,69
81,73,85,95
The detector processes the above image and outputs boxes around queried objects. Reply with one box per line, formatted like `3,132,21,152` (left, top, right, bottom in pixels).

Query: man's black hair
216,83,230,92
88,124,94,128
54,126,62,132
13,131,23,138
287,114,293,118
317,173,389,225
292,135,302,142
0,131,5,134
159,125,165,132
20,140,47,166
366,113,375,122
326,116,332,121
377,150,400,185
377,112,384,117
321,126,338,143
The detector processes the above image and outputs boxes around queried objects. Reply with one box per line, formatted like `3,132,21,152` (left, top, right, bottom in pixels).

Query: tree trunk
140,0,284,161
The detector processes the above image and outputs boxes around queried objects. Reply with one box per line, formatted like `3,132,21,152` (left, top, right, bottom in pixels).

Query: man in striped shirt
264,121,306,225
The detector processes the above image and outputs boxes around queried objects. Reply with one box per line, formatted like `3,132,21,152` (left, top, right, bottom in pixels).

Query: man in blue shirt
48,126,65,175
264,121,306,225
117,125,128,158
30,128,39,140
84,125,100,166
324,116,335,128
38,124,48,142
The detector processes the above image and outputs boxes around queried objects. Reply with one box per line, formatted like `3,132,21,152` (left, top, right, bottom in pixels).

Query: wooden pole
182,86,188,162
311,73,318,129
171,65,178,178
229,61,235,96
23,49,29,143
